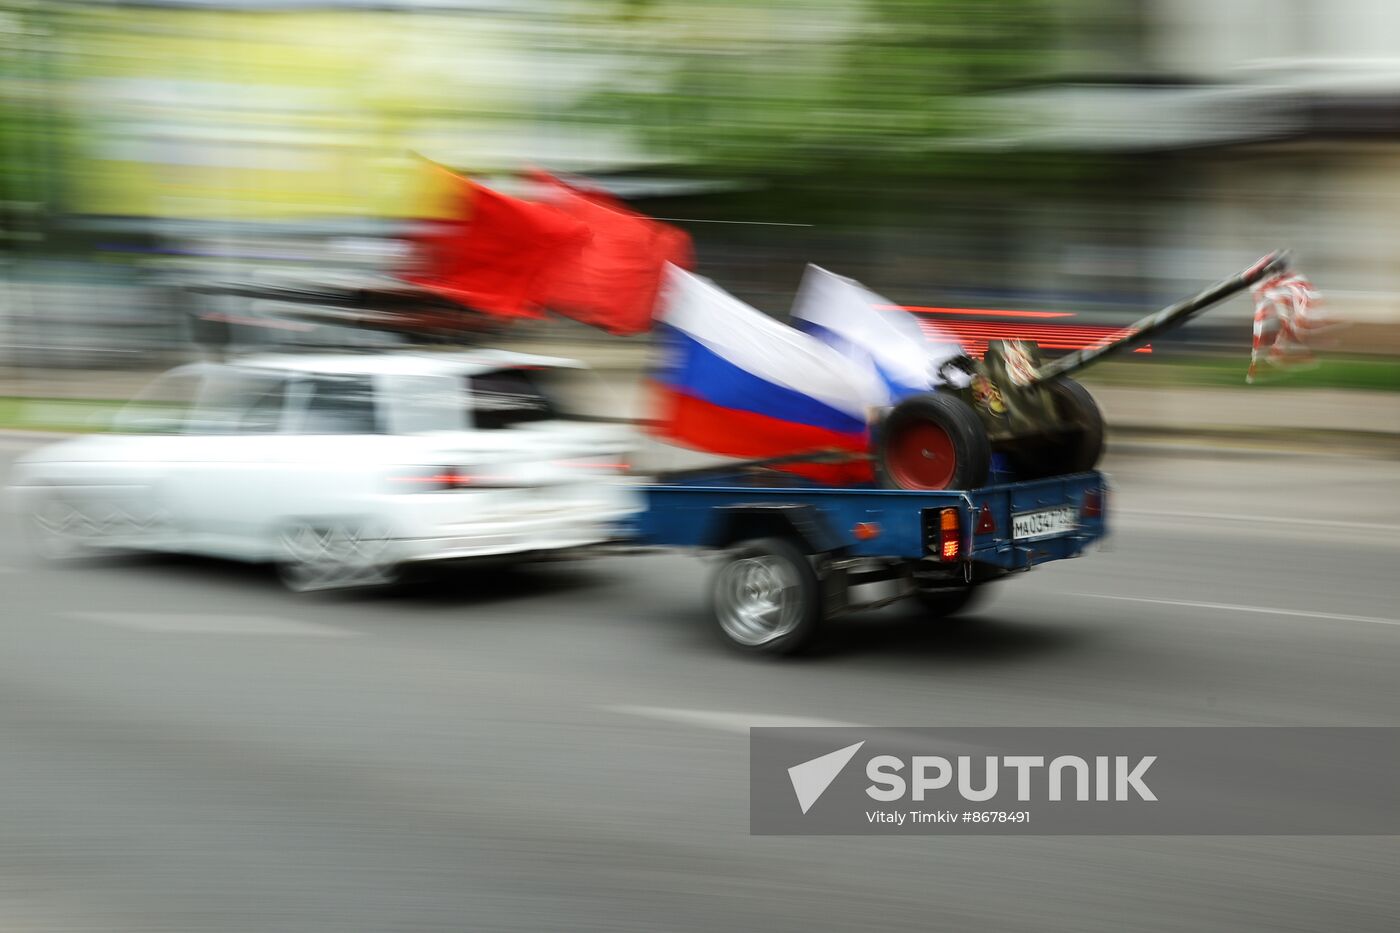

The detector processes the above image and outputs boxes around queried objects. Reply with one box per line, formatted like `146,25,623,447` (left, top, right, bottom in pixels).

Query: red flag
403,165,589,318
529,172,694,334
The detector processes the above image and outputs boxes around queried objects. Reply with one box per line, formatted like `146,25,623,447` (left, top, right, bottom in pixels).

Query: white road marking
604,705,859,733
605,705,998,756
66,611,350,637
1070,593,1400,628
1117,508,1397,533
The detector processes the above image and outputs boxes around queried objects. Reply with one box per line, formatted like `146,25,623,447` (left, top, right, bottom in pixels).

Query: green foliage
0,2,69,243
583,0,1055,180
1081,356,1400,393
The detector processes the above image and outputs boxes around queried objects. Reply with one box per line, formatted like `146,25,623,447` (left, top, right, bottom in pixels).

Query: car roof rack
187,272,506,346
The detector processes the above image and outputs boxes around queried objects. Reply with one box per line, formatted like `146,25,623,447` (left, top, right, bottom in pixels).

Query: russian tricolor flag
649,268,882,483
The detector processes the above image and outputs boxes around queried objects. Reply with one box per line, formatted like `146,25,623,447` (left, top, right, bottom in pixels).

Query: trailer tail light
975,503,997,535
938,507,961,561
1081,486,1103,520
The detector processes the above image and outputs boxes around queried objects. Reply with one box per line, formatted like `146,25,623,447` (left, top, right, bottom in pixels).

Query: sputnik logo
787,741,865,814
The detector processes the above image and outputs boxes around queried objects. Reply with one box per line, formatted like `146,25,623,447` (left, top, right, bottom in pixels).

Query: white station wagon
8,350,640,590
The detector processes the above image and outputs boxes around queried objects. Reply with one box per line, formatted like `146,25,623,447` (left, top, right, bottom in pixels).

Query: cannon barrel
1030,251,1289,385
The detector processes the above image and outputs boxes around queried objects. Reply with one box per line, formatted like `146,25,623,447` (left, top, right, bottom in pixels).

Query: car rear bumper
391,507,634,564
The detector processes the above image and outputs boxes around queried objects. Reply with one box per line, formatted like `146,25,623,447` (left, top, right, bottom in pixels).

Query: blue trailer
608,254,1319,652
620,466,1109,654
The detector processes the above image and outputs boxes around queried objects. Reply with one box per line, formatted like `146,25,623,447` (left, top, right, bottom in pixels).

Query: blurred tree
0,1,68,249
580,0,1055,184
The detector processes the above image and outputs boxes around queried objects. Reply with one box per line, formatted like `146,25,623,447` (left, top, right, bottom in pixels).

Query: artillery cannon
875,252,1292,490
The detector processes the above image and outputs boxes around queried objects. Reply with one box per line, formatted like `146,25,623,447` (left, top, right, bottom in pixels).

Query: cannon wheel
1009,378,1105,479
877,392,991,491
1043,378,1105,474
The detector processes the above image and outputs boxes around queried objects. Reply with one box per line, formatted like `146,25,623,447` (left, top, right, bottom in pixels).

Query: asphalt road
1,436,1397,932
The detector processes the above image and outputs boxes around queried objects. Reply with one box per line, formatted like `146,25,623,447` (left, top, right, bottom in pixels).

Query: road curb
0,429,81,442
1,425,1395,461
1108,425,1400,459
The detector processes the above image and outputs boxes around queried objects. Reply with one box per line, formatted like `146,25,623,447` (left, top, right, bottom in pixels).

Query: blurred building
0,0,674,364
988,0,1400,333
2,0,1398,367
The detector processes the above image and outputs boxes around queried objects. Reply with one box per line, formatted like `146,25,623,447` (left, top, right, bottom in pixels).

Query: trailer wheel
1047,378,1097,476
877,392,991,490
915,584,985,619
711,537,822,655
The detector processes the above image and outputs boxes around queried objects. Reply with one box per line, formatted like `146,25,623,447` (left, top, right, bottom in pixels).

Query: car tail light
1081,486,1103,519
938,507,961,561
388,467,477,491
554,458,630,473
974,503,997,535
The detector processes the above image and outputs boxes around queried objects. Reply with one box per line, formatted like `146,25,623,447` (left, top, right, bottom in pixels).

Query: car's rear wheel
276,519,396,592
26,492,99,561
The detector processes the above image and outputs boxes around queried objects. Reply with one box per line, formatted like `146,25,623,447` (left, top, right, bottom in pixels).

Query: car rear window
296,376,381,434
191,369,293,434
467,369,559,430
113,366,203,434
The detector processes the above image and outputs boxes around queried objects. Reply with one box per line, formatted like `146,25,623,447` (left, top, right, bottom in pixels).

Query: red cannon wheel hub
887,421,956,490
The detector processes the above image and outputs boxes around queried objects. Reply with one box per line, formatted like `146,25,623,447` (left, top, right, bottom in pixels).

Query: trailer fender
703,504,842,555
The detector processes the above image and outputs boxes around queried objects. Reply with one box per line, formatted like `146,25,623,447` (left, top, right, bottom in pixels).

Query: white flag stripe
790,265,965,402
660,266,881,418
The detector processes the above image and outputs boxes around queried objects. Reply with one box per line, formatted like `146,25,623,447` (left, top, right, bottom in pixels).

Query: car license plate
1012,506,1077,541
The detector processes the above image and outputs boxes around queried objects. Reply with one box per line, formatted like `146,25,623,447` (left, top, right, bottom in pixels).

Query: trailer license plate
1012,506,1077,541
